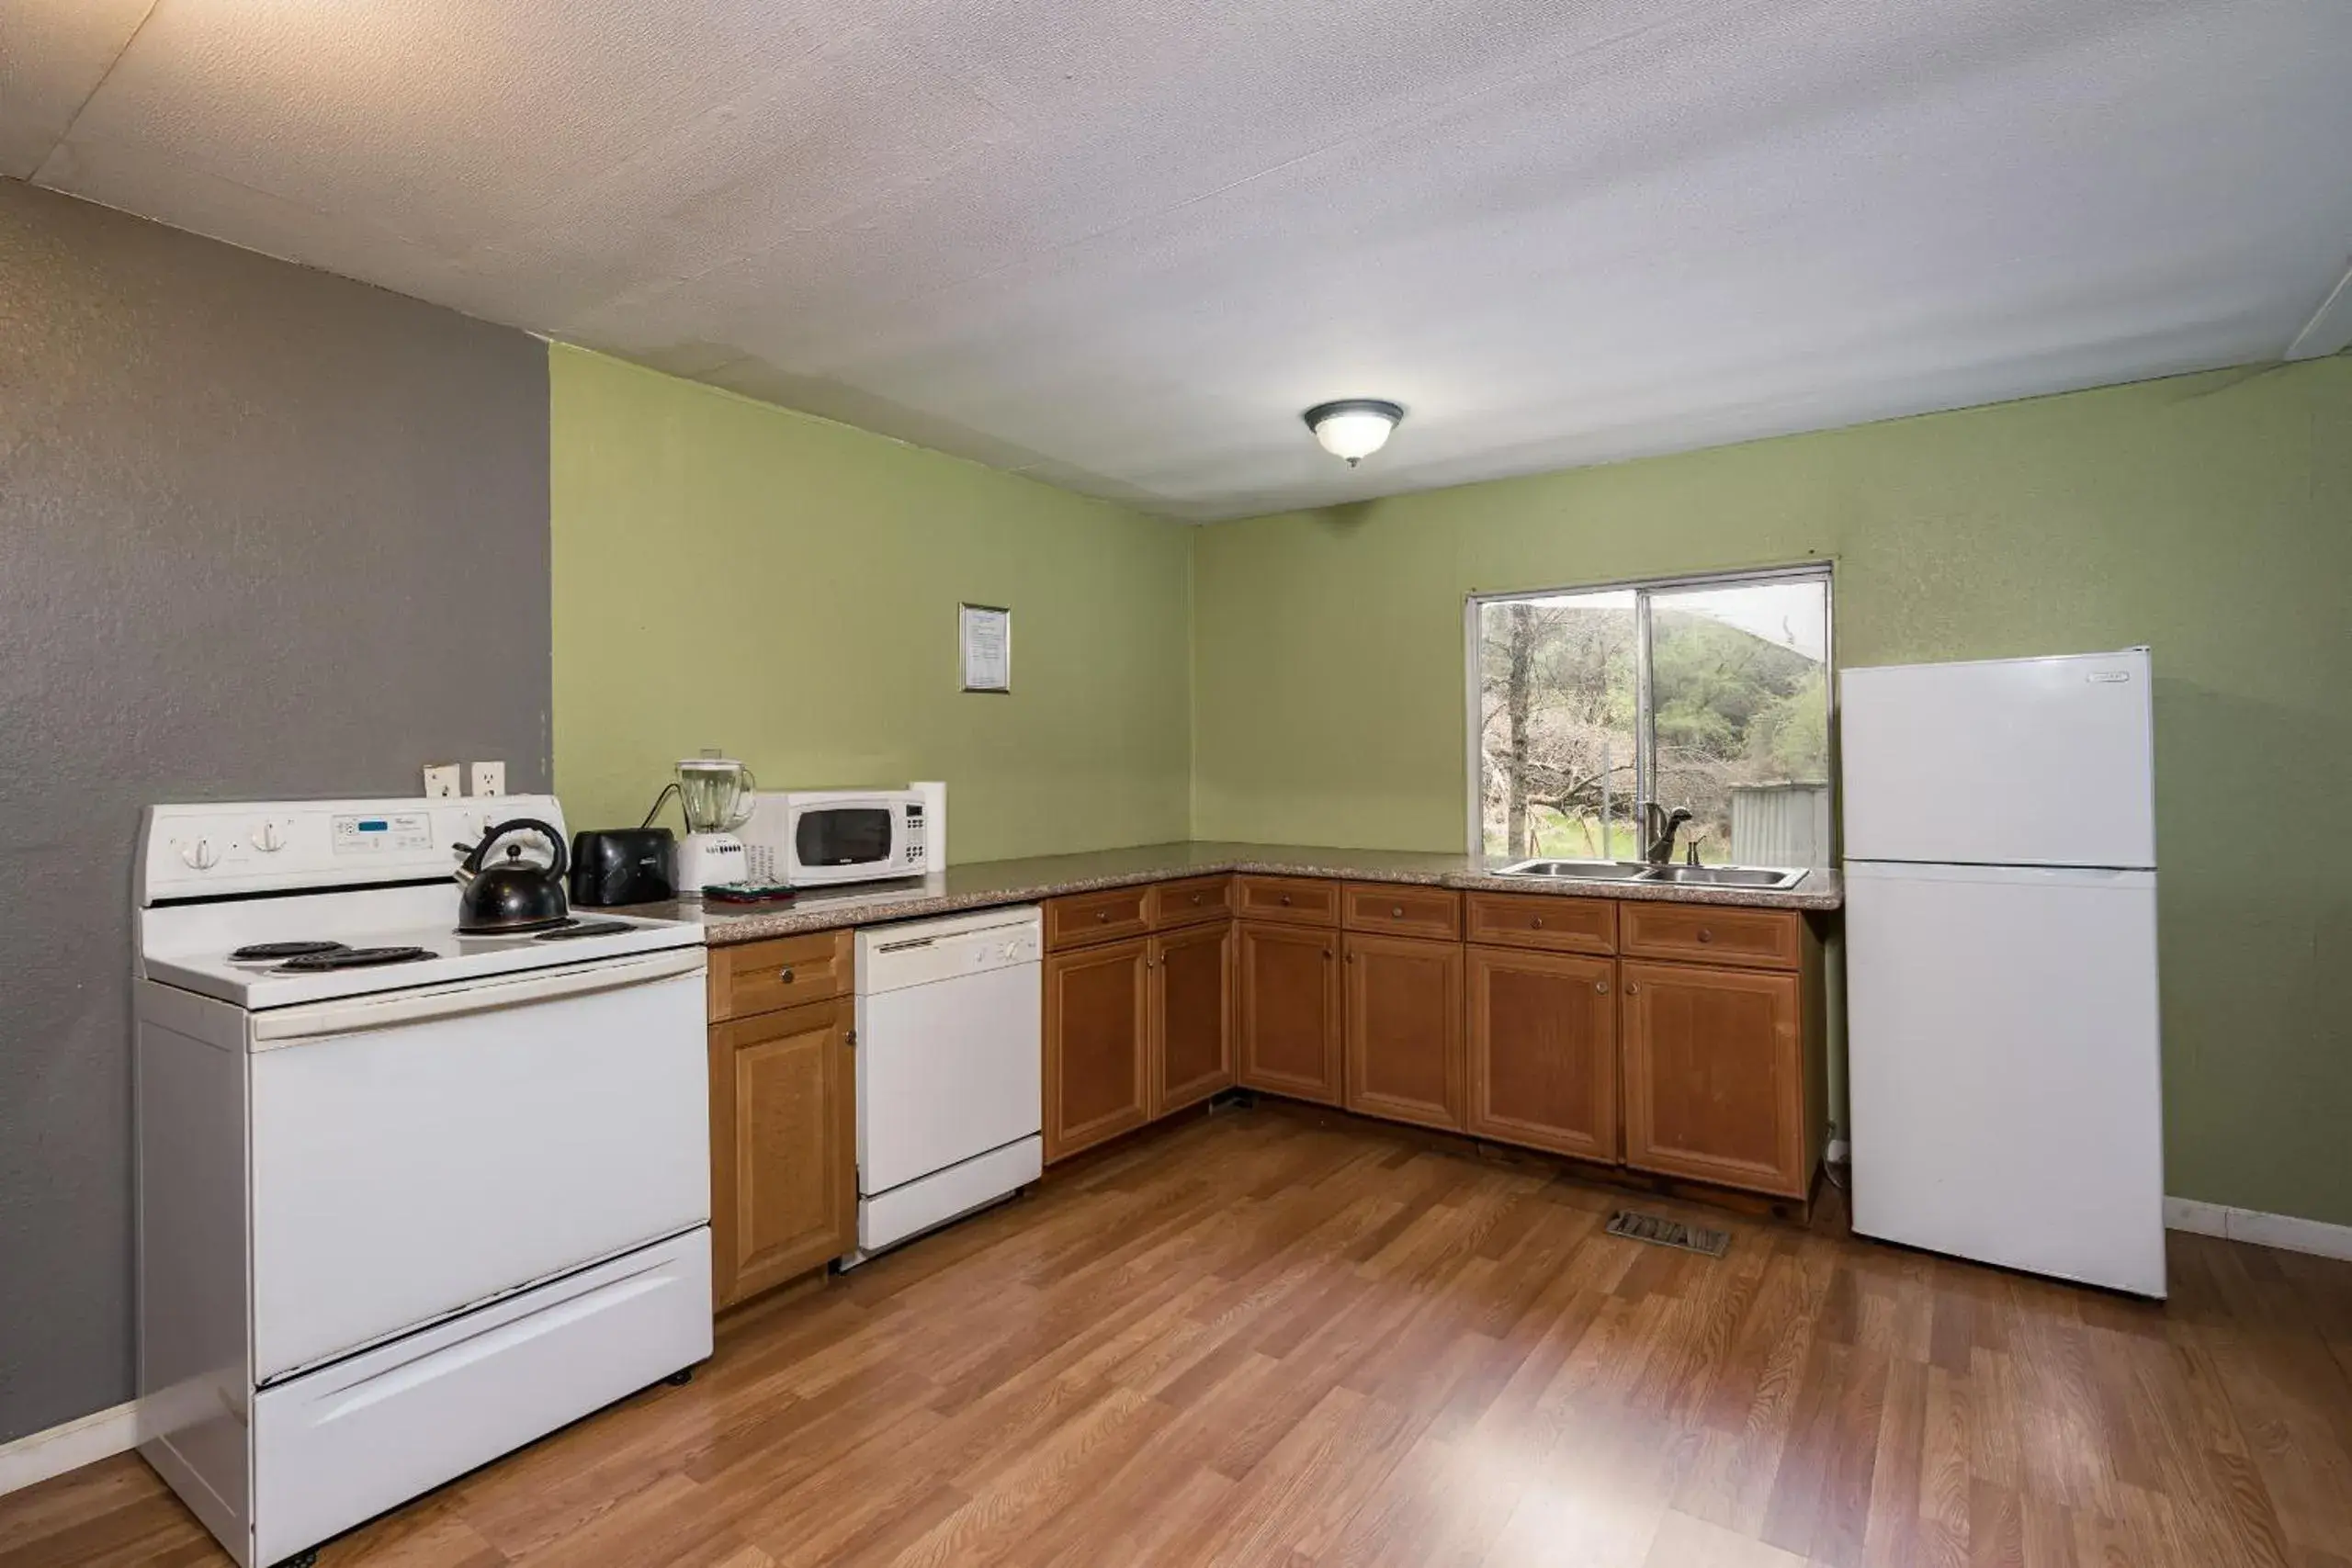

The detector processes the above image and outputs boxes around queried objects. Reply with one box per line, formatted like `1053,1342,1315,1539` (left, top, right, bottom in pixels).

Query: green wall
1194,355,2352,1226
550,345,1193,862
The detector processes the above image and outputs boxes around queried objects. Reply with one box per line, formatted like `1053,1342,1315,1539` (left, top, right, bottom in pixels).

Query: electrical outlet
423,763,460,799
469,761,506,798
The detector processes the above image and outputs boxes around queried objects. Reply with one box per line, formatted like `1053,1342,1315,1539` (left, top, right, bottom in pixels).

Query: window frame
1461,560,1837,860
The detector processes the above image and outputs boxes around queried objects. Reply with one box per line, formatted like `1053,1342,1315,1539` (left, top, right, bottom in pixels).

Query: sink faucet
1641,803,1694,864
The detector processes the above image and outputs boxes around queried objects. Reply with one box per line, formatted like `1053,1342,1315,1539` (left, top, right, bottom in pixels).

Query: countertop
617,840,1842,945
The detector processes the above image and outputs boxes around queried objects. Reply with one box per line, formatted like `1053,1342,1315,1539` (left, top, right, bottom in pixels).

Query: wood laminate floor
6,1105,2351,1567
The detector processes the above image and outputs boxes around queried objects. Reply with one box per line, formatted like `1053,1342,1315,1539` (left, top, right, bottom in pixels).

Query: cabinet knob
1322,948,1332,959
1191,893,1203,905
1594,980,1609,994
1391,906,1405,918
777,966,795,984
1345,952,1356,964
1531,916,1545,929
1097,910,1110,922
1625,981,1641,995
1697,929,1713,943
1281,894,1294,906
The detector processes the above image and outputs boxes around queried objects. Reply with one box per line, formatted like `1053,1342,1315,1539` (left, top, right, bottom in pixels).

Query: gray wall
0,180,552,1444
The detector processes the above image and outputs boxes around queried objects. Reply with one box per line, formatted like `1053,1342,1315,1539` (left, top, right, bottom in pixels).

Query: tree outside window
1474,570,1831,867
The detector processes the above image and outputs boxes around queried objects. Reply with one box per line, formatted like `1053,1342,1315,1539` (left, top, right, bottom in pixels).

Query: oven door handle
250,949,707,1046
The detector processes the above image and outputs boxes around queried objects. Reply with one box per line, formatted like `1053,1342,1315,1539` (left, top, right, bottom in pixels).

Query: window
1469,567,1832,867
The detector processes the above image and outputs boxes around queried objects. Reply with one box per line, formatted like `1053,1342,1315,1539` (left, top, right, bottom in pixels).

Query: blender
673,751,757,895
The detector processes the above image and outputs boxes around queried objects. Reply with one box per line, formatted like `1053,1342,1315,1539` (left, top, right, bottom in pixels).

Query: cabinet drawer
708,930,853,1021
1464,892,1616,954
1046,886,1151,951
1234,875,1340,927
1340,883,1462,941
1148,874,1234,929
1619,902,1800,971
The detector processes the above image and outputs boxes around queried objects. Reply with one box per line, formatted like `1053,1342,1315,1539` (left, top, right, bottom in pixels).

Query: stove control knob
252,822,288,853
180,838,220,871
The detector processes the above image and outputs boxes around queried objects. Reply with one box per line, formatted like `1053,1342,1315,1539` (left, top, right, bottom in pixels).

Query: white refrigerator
1841,648,2165,1297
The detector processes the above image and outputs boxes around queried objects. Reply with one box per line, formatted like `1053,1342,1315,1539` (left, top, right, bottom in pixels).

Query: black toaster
568,828,676,907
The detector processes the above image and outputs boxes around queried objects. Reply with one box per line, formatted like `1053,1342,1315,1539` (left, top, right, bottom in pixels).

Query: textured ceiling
8,0,2351,520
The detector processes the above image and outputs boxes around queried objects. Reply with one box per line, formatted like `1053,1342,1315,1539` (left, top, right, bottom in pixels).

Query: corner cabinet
1044,876,1237,1163
707,931,858,1311
1236,917,1344,1104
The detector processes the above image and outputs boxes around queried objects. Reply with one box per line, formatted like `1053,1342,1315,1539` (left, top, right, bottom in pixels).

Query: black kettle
455,818,571,933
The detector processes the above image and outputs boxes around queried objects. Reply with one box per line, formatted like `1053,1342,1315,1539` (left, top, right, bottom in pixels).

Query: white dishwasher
853,906,1043,1258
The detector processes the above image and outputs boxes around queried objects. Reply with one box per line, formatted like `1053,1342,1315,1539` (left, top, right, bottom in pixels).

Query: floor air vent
1605,1209,1732,1258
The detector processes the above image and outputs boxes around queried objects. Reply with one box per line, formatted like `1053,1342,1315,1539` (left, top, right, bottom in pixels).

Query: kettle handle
462,818,569,881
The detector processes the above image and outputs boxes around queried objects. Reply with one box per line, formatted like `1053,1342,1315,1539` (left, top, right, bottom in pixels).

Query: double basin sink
1493,858,1808,890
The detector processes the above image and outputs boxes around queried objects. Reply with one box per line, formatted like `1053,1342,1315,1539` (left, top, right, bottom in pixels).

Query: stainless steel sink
1492,858,1805,891
1636,864,1806,890
1491,859,1656,881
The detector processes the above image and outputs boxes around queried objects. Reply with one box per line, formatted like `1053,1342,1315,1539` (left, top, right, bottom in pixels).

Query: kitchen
4,2,2352,1565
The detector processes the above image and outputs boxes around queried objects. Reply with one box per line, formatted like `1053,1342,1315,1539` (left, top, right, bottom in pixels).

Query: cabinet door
1622,960,1806,1196
1343,933,1465,1132
1044,939,1150,1162
710,998,855,1309
1465,946,1618,1162
1236,921,1343,1103
1152,921,1233,1116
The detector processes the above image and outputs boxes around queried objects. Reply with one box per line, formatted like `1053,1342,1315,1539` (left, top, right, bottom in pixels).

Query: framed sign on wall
959,603,1012,693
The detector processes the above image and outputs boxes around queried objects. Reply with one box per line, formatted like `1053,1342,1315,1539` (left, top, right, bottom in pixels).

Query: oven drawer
709,930,853,1020
247,963,708,1382
252,1229,710,1568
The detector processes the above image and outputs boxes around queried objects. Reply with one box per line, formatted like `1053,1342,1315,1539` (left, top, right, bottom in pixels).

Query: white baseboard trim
2165,1196,2352,1261
0,1398,141,1499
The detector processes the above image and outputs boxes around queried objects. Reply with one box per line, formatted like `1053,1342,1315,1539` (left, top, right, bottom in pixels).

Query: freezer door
1846,862,2165,1296
1840,650,2154,868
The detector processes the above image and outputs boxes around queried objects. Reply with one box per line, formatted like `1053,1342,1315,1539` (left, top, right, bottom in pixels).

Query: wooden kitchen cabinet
1151,920,1233,1115
1236,920,1343,1104
709,995,857,1310
1465,945,1619,1164
1044,938,1152,1161
1342,932,1464,1131
1621,958,1808,1197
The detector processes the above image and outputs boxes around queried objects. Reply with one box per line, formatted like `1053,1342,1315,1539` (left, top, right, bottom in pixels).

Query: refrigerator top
1840,648,2155,870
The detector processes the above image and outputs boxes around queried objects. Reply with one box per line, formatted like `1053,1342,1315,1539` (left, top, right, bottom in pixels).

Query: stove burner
276,945,436,972
232,941,350,963
534,920,634,942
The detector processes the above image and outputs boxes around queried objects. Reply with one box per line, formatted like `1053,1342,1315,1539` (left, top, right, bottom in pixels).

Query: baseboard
2165,1196,2352,1261
0,1398,141,1498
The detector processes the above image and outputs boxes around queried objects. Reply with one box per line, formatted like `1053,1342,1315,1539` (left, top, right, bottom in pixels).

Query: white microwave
739,788,933,887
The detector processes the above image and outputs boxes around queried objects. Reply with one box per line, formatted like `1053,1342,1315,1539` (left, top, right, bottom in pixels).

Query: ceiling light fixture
1302,399,1404,467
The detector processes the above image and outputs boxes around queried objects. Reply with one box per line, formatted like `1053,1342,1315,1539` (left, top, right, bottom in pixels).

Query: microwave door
794,805,899,879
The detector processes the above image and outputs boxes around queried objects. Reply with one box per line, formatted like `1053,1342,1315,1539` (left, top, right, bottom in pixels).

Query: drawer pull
1624,981,1640,995
1531,916,1545,929
777,966,796,984
1594,979,1609,994
1697,929,1713,943
1097,909,1110,922
1391,905,1405,918
1281,894,1294,906
1191,893,1203,905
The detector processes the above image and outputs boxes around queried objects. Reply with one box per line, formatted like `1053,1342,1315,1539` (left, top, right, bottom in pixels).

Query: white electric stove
133,795,713,1568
